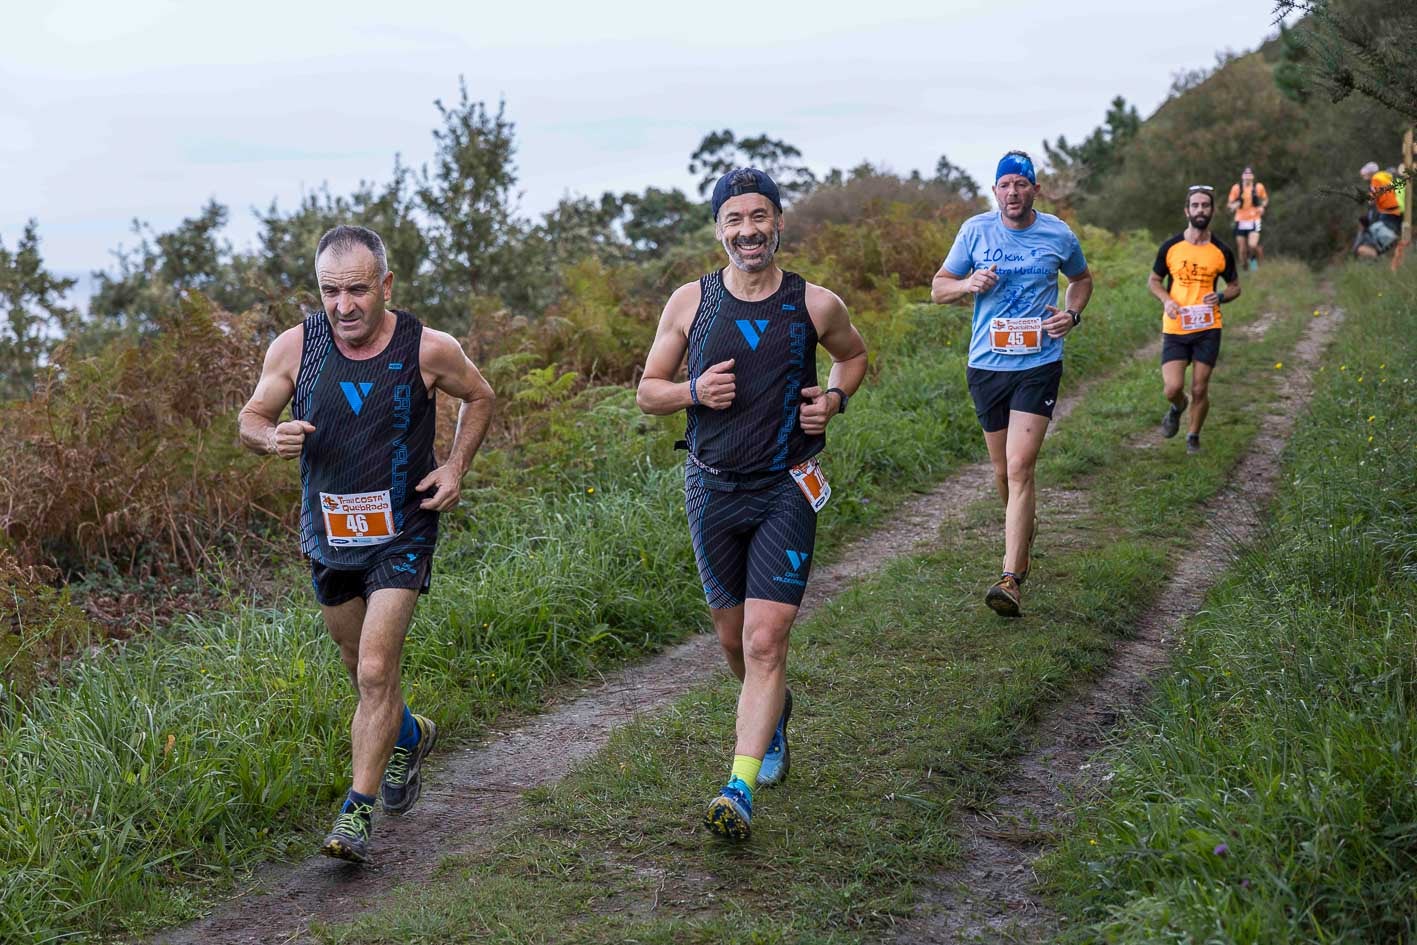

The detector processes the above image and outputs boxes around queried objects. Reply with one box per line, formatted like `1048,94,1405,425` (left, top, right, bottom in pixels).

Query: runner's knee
1005,455,1036,485
741,626,788,668
1163,379,1184,401
355,653,400,697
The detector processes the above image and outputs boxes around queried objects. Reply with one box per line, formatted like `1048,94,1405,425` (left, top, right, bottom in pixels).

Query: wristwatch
1065,308,1082,326
826,387,849,414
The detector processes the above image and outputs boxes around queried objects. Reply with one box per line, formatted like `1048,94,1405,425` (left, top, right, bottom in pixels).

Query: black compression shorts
684,463,818,610
966,361,1064,433
309,549,433,607
1161,329,1222,367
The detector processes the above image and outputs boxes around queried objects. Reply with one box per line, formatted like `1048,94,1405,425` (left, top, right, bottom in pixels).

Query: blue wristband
689,376,699,406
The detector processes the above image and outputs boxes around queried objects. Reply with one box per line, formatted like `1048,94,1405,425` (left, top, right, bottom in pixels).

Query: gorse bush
2,296,295,578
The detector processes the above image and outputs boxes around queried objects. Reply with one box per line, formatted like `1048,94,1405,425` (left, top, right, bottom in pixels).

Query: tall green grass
0,230,1163,943
1043,263,1417,943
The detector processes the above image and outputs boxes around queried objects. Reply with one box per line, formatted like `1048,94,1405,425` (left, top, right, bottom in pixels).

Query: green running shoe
703,776,753,841
382,714,438,815
321,802,373,864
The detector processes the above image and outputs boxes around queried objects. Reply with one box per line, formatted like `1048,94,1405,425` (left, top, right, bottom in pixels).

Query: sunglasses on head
1188,184,1215,192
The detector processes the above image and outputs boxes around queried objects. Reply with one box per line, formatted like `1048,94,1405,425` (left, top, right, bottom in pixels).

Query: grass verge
1040,262,1417,944
312,264,1318,944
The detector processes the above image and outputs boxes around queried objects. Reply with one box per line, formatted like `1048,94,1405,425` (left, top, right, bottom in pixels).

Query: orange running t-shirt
1227,181,1268,223
1152,233,1238,335
1372,171,1401,215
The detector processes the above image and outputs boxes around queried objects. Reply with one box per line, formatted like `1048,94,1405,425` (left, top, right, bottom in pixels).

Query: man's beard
724,230,780,273
1189,213,1213,230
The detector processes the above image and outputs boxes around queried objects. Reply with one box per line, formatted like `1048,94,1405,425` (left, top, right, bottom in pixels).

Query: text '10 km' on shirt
1152,234,1238,335
941,210,1087,372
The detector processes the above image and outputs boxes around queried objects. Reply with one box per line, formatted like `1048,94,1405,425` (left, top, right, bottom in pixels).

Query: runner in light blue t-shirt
932,150,1093,618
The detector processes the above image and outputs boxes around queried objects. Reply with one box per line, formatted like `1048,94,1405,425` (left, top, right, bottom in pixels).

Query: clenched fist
694,358,736,410
271,420,315,459
967,264,999,294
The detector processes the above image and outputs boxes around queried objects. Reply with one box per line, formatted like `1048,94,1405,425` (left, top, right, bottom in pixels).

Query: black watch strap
826,387,848,414
1066,308,1081,326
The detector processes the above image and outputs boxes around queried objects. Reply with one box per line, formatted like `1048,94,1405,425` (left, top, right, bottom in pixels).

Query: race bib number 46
990,317,1043,355
1178,305,1217,332
789,458,831,513
321,490,397,546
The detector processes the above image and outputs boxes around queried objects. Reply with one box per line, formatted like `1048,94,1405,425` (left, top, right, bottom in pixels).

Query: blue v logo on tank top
339,381,374,415
735,319,771,350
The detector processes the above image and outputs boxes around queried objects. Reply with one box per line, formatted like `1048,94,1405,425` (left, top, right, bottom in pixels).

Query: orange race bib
1178,305,1216,332
789,458,831,513
990,316,1043,355
321,490,398,546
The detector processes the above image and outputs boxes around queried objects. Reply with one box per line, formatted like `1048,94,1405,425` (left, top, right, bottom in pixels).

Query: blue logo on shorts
735,319,771,351
785,550,809,571
773,549,809,587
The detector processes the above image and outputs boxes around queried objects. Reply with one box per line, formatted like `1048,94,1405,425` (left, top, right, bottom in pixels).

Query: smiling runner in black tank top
637,169,868,843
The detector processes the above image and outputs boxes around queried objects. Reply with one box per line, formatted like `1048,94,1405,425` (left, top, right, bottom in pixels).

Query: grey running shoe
1161,397,1187,438
321,802,373,864
381,714,438,815
1187,434,1201,454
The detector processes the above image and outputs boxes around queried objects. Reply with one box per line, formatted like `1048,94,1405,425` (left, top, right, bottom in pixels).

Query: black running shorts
1161,329,1222,367
309,550,433,607
966,361,1064,433
684,464,818,610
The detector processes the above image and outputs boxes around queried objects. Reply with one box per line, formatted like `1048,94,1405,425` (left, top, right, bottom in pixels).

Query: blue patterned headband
995,153,1036,185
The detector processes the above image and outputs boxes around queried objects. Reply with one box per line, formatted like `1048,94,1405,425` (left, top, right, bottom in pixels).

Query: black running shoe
1186,434,1201,454
321,802,373,864
1161,397,1187,438
381,714,438,815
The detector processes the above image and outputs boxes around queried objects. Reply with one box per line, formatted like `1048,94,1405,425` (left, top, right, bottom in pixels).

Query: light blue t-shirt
941,210,1088,371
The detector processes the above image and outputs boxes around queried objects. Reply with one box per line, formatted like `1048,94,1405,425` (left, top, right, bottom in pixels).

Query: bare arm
1148,272,1181,318
799,284,868,435
636,281,736,414
931,264,997,305
416,329,496,511
238,326,309,458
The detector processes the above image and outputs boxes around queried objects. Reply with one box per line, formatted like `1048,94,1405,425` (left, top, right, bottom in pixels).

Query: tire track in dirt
892,303,1343,945
147,341,1158,945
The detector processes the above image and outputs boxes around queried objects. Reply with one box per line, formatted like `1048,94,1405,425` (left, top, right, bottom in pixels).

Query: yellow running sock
731,754,761,787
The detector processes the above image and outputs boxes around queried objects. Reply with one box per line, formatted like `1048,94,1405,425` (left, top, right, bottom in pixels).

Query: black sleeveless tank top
683,270,823,477
293,309,439,567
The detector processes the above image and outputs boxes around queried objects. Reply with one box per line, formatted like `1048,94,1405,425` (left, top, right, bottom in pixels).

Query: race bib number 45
789,458,831,513
990,317,1043,355
321,490,397,546
1178,305,1217,332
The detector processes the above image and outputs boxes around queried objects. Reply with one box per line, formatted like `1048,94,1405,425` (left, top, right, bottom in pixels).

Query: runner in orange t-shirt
1355,161,1403,257
1148,185,1242,454
1226,166,1268,271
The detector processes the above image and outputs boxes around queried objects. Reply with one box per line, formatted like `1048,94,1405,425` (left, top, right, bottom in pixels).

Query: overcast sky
4,0,1290,285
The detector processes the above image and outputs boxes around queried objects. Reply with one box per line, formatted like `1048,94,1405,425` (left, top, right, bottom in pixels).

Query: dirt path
892,303,1344,944
148,343,1159,944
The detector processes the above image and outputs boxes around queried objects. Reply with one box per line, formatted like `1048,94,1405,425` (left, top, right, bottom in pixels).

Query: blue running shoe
757,688,793,788
703,776,753,841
